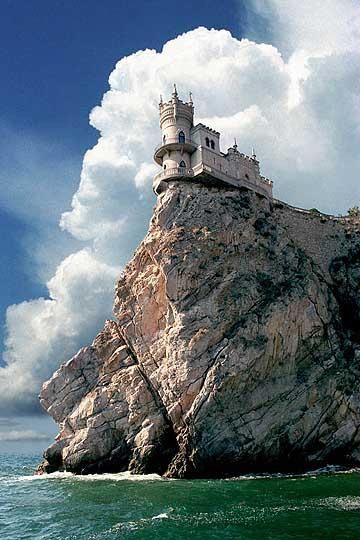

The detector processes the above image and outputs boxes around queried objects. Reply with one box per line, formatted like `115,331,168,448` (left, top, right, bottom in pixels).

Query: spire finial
159,94,163,105
252,147,257,160
234,138,238,150
189,91,193,104
173,83,178,97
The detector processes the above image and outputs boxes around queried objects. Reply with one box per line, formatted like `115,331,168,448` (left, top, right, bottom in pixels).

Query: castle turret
153,86,196,188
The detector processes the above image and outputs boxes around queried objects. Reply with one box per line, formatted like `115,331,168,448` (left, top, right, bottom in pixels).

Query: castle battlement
159,85,194,131
194,123,220,136
153,89,273,199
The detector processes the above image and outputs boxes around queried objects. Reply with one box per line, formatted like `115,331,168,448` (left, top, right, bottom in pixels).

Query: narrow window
211,140,215,150
179,160,186,168
163,135,166,145
164,164,167,170
178,131,185,144
245,173,249,179
205,137,210,147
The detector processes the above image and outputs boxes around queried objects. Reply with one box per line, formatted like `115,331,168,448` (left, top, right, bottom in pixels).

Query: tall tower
153,86,196,181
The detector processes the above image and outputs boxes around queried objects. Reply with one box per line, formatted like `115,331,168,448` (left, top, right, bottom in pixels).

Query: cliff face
39,183,360,477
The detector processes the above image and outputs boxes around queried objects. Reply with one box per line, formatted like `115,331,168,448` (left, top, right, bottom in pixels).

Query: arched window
163,135,166,145
178,131,185,144
179,160,186,168
211,140,215,150
163,164,167,170
205,137,210,147
245,173,249,179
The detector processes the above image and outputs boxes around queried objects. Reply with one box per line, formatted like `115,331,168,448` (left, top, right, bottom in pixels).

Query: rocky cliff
38,182,360,477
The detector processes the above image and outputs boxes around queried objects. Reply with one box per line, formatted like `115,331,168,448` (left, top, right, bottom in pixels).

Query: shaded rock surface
39,183,360,477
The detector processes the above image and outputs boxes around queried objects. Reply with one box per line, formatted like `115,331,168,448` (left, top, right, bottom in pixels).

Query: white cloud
1,5,360,411
247,0,360,57
2,249,118,413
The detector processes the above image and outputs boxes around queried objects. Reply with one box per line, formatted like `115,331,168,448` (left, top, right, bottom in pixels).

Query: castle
153,86,273,198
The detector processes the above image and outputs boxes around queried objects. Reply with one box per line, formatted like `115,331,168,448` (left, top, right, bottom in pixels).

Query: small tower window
163,135,166,145
164,164,167,170
179,160,186,168
205,137,210,147
211,140,215,150
178,131,185,144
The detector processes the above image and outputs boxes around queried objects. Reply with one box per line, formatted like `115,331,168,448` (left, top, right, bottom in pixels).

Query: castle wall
274,202,357,279
191,147,202,169
163,150,191,170
191,125,220,153
162,116,192,142
200,147,260,185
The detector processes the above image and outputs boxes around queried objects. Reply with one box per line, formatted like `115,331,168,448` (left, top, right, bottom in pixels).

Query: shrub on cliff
348,206,360,217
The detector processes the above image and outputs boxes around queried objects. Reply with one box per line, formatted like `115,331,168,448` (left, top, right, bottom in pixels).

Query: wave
11,470,164,483
4,464,360,484
151,513,169,520
226,465,360,481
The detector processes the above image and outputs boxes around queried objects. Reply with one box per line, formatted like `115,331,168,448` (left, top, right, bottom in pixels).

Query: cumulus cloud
246,0,360,57
2,249,118,413
1,3,360,412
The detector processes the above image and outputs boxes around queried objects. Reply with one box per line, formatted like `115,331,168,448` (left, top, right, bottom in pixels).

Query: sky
0,0,359,452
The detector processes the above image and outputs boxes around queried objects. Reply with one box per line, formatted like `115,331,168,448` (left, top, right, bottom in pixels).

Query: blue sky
0,0,248,352
1,0,359,451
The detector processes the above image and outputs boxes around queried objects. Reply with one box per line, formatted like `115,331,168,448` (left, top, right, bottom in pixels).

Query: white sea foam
227,466,360,481
151,513,169,520
8,465,360,484
318,496,360,511
14,470,163,482
110,512,170,534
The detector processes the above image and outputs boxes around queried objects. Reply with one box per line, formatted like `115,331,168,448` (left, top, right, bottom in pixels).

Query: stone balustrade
154,166,194,184
154,138,194,154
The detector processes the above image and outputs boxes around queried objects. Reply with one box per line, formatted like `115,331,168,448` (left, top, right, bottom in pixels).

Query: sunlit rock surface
38,183,360,477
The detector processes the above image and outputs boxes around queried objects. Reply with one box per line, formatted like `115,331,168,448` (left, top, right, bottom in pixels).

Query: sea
1,454,360,540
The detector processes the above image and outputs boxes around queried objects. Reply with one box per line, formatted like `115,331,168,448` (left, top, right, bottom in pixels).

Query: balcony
154,138,197,164
154,166,194,184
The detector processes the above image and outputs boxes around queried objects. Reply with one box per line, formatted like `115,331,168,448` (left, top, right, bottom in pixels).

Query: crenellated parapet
159,85,194,131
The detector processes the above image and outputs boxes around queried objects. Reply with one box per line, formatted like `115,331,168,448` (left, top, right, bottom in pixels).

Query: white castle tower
154,85,196,180
153,88,273,198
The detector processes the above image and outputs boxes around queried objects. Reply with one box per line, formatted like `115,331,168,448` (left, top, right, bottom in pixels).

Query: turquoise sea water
1,454,360,540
